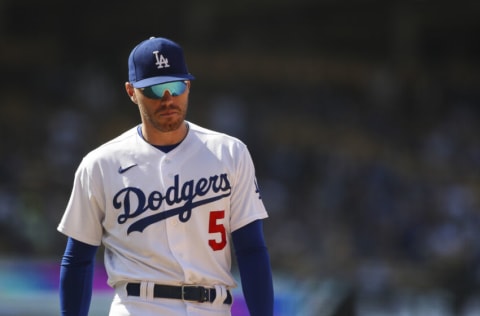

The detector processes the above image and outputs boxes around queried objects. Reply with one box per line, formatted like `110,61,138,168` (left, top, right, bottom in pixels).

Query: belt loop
140,281,148,299
146,282,155,300
181,285,186,301
213,285,227,305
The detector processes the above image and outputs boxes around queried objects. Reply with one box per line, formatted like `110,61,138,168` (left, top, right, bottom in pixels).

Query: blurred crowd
1,0,480,314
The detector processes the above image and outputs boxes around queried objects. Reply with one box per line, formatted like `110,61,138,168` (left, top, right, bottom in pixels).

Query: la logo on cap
153,51,170,69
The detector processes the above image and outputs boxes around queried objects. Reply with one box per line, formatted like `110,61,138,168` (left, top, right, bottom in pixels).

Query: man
58,37,274,316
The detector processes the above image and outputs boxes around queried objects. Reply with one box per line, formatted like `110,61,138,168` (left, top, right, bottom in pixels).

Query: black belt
126,283,232,305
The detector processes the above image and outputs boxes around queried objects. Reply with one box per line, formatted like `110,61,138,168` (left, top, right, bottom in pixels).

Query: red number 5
208,210,227,251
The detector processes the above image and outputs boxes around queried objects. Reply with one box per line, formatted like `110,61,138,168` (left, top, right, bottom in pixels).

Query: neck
141,121,189,146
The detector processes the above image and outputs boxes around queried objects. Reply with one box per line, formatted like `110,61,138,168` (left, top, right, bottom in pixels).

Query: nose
161,90,173,100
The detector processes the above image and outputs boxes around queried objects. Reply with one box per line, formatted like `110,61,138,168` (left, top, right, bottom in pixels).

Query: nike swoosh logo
118,164,138,174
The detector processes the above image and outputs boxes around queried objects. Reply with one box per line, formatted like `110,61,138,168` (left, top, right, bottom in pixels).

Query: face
126,81,190,133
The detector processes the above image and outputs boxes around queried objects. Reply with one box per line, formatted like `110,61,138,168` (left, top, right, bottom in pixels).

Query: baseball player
57,37,274,316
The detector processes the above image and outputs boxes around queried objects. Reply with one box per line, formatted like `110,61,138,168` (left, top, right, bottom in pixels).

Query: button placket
161,156,180,226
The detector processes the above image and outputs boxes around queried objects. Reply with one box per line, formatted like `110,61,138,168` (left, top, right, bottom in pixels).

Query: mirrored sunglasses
140,81,188,99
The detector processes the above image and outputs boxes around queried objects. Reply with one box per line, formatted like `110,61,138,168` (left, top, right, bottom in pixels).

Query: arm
232,220,274,316
59,237,98,316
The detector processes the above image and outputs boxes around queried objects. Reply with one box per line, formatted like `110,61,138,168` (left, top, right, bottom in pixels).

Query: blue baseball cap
128,37,195,88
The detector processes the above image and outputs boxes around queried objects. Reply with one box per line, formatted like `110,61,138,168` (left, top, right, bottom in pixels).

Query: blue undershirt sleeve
59,237,98,316
232,220,274,316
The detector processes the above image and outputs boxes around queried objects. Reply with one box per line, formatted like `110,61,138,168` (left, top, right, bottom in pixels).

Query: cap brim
131,74,195,88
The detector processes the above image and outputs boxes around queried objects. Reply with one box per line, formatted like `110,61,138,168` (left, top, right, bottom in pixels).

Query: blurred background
1,0,480,315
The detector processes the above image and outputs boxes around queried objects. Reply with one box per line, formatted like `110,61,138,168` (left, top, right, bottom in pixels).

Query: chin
159,120,184,132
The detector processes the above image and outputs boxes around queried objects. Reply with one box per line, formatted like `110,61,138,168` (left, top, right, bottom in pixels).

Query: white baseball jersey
57,122,268,302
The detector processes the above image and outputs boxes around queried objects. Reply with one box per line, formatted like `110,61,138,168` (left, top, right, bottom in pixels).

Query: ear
125,82,137,104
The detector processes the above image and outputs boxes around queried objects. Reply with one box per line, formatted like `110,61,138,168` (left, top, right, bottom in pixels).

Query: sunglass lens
143,81,187,99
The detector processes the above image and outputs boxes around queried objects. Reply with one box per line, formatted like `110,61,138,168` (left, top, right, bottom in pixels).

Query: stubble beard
155,116,185,132
146,106,187,133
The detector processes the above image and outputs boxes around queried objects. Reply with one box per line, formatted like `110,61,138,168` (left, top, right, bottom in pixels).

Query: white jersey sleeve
57,152,105,246
228,137,267,232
